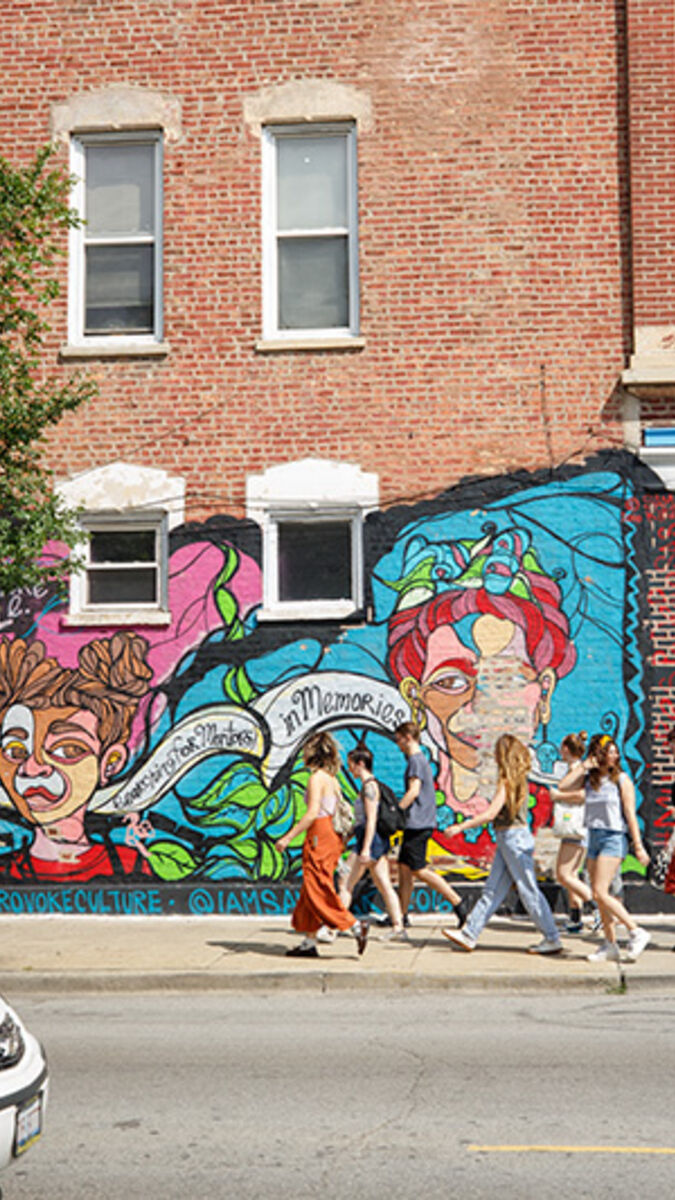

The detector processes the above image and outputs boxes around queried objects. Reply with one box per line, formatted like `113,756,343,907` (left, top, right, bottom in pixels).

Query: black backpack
375,779,405,838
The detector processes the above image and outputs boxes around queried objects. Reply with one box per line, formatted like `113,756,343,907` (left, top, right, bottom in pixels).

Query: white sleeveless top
309,779,340,818
584,772,627,833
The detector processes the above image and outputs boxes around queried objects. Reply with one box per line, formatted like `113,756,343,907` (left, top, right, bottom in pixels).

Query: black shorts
399,826,433,872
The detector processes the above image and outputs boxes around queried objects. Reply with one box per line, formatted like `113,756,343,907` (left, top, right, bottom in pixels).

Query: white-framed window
261,123,359,342
263,510,363,619
70,514,169,620
68,132,163,346
57,462,185,626
247,459,378,621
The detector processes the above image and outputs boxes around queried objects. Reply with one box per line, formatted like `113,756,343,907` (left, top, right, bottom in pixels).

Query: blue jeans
464,826,559,944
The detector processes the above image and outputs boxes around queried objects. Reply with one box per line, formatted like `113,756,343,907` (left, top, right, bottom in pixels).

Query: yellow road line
469,1144,675,1155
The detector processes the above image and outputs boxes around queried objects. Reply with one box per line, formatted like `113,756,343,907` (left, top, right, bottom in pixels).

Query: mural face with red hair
387,528,576,816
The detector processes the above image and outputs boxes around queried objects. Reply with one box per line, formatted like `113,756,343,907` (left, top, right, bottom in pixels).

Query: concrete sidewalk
2,912,675,994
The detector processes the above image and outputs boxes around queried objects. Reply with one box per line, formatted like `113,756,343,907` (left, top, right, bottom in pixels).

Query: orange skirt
292,816,356,935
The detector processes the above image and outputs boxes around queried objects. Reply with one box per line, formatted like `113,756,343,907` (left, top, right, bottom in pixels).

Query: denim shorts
354,824,390,862
586,828,628,861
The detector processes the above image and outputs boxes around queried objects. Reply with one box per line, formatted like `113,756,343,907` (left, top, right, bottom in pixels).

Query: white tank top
308,780,340,818
584,772,627,833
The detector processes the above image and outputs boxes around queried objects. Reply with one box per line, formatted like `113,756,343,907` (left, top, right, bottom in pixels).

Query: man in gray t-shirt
394,722,468,929
404,748,438,829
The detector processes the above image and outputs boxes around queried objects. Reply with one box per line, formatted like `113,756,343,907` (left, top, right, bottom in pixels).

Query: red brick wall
1,1,629,520
626,0,675,330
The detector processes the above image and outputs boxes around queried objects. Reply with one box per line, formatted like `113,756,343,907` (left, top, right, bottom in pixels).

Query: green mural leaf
214,545,245,641
146,840,198,881
222,664,257,705
194,779,268,821
235,837,258,862
190,761,265,815
621,853,647,878
258,840,284,880
218,543,239,586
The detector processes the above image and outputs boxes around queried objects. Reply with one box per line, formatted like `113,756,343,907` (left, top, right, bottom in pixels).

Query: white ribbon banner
91,670,408,813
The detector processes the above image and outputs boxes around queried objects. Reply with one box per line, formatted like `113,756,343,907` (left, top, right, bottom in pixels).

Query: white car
0,998,47,1185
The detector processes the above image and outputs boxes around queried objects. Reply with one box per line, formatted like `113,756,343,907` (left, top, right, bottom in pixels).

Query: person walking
275,731,369,958
556,734,651,962
442,734,563,955
338,745,407,941
394,722,468,928
551,731,595,933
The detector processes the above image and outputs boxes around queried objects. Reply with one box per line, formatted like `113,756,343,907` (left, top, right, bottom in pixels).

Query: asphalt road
3,989,675,1199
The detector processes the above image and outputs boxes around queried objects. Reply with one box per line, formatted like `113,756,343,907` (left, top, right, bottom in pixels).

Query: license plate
14,1094,42,1156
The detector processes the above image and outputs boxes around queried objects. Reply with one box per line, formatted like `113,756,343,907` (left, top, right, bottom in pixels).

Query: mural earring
534,668,558,773
106,752,122,777
536,668,556,729
398,676,425,729
399,677,427,731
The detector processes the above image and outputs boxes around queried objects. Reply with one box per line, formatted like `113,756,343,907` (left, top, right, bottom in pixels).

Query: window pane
88,568,157,605
89,530,156,564
85,245,154,333
277,136,347,230
278,522,352,602
86,143,155,236
278,236,348,329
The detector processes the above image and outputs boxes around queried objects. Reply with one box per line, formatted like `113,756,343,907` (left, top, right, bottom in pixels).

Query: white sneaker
589,909,603,934
380,927,411,943
625,927,651,961
528,938,563,956
442,927,476,952
315,925,337,944
587,940,621,963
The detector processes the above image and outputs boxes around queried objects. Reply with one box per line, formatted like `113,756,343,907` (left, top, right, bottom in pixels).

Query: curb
1,968,674,995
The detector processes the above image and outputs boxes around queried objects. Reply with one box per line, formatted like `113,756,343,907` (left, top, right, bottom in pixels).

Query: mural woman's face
411,614,550,814
0,703,109,827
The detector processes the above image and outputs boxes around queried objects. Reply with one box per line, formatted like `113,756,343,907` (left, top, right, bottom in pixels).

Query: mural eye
2,740,28,763
48,742,90,763
428,671,472,695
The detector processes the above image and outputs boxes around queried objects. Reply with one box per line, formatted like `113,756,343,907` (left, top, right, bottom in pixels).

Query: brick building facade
0,0,672,912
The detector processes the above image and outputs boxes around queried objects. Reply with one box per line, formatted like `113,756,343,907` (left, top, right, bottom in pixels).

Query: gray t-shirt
404,751,437,830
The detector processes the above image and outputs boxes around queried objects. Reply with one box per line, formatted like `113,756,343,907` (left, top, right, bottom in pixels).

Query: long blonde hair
494,734,531,821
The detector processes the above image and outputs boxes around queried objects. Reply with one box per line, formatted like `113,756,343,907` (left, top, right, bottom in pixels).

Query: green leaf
621,853,647,878
214,546,244,640
258,840,284,880
0,145,95,591
222,664,257,705
146,841,198,881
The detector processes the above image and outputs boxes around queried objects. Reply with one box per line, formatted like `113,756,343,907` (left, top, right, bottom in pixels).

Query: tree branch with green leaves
0,145,95,593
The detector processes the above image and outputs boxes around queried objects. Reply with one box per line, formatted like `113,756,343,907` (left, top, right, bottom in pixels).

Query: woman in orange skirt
276,731,369,958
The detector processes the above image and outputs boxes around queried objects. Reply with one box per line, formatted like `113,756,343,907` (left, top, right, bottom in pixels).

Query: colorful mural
0,456,657,911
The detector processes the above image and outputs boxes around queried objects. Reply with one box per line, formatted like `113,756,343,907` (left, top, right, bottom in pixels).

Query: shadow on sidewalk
205,938,361,961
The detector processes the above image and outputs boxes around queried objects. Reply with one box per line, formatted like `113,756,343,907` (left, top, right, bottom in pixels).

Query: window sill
60,341,170,360
638,446,675,491
62,610,172,628
257,601,361,623
255,336,365,353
